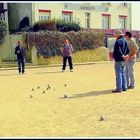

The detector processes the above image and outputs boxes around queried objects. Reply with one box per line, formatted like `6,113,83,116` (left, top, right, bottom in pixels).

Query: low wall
31,47,110,65
0,34,23,62
0,33,110,65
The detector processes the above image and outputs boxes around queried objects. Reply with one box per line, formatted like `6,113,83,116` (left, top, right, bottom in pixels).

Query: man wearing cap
112,30,130,93
125,31,138,89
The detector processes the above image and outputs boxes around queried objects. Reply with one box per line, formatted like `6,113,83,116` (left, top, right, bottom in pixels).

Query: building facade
34,2,131,30
7,2,131,32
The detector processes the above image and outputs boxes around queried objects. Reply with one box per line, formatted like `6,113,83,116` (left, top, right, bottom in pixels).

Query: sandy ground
0,61,140,137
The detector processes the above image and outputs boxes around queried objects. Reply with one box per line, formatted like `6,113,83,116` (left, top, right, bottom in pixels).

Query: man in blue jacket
112,30,130,93
15,41,26,74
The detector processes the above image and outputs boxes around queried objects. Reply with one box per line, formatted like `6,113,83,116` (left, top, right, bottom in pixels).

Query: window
85,13,91,28
119,16,127,29
62,11,73,22
0,13,5,20
102,14,111,29
63,14,72,22
0,3,7,21
39,15,50,21
39,10,51,21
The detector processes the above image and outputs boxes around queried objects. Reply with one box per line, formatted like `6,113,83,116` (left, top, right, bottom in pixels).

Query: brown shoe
112,89,122,93
127,86,134,89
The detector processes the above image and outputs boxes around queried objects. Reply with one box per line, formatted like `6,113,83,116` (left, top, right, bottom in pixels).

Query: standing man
125,31,138,89
61,39,74,72
15,40,26,74
112,30,130,93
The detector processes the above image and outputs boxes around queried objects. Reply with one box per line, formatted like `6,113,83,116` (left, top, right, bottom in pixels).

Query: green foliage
27,31,104,58
33,20,57,32
10,29,19,34
21,26,32,32
56,19,81,32
33,19,81,32
0,20,7,45
19,16,30,31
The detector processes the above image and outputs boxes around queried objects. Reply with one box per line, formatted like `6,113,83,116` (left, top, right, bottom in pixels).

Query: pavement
0,59,140,71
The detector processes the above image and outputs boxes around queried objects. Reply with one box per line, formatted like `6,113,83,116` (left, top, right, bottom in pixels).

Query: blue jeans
18,59,25,73
114,61,127,91
125,58,136,87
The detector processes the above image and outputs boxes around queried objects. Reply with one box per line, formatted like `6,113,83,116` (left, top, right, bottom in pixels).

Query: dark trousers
62,56,73,70
18,59,25,73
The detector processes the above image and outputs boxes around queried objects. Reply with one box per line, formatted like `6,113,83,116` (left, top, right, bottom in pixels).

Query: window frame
102,14,111,29
119,15,127,29
38,9,51,21
62,11,73,23
85,12,91,29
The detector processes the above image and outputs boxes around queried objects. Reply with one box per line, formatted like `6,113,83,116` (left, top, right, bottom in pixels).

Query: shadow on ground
35,71,70,74
59,89,113,99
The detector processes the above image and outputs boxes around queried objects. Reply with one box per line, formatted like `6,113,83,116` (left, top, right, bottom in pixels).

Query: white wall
131,2,140,30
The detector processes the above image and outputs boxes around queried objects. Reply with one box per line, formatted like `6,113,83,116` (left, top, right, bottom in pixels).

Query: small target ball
42,91,46,94
64,95,67,98
100,116,105,121
30,95,33,98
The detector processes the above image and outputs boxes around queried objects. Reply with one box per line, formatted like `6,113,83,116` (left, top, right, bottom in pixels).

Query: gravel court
0,62,139,137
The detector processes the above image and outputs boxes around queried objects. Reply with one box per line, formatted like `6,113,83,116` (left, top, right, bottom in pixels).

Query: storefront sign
64,3,109,12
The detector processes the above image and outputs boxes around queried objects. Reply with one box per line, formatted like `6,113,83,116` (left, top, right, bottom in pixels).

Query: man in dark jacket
112,30,130,93
15,41,26,74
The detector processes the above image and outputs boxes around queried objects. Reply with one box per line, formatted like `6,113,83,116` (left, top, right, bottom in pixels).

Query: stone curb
0,61,112,71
